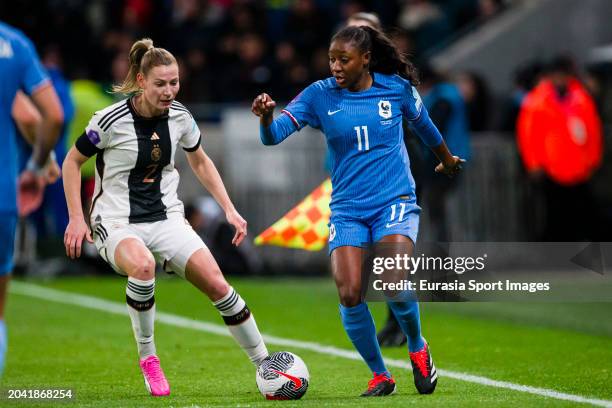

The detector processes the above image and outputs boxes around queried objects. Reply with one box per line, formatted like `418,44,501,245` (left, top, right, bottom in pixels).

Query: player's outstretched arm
62,146,93,259
252,93,299,146
17,84,64,216
12,91,42,142
185,147,247,246
13,91,61,184
27,83,64,168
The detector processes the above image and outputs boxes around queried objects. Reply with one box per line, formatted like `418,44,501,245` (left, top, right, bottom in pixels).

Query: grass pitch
3,275,612,407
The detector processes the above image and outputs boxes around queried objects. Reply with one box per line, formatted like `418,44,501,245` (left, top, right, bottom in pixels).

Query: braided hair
331,26,419,85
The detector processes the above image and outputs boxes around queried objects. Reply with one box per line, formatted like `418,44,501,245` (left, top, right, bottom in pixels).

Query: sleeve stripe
100,105,129,129
171,106,191,114
171,100,188,109
101,110,130,132
281,109,300,130
28,79,52,95
183,135,201,152
409,109,422,123
171,105,193,118
99,102,129,127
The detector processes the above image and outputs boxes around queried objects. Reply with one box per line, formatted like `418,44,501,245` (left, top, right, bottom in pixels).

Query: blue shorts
328,196,420,255
0,212,18,276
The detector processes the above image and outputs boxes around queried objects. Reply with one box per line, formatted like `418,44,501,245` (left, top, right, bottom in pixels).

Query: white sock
126,277,156,359
213,287,268,365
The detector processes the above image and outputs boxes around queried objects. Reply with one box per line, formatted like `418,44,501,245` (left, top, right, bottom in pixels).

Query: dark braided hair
331,26,419,85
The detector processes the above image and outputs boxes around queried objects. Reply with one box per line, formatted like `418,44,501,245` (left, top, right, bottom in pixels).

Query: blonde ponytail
112,38,177,95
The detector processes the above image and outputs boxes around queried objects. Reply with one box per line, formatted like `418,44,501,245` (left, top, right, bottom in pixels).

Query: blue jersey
0,22,49,213
263,73,442,216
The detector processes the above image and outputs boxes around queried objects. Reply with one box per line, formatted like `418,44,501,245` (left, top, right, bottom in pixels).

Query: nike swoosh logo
386,222,403,228
272,369,303,389
327,109,341,115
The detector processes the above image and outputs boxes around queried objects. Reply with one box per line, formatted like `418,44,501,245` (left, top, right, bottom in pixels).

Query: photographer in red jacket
517,55,603,241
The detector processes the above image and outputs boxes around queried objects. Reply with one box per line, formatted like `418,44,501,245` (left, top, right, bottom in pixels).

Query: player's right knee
208,280,230,302
127,256,156,280
338,285,361,307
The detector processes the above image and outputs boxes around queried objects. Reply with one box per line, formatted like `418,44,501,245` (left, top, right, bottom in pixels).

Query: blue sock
339,303,390,377
387,298,425,352
0,319,6,376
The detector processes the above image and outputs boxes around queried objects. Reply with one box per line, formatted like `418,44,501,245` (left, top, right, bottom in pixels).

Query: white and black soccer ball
256,351,309,400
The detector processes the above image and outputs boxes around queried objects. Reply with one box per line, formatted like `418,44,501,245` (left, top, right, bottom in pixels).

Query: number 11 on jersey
354,125,369,151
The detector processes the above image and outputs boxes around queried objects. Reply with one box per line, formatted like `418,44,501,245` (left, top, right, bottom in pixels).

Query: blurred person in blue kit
418,64,471,242
0,20,63,376
13,45,74,242
454,70,492,132
498,61,544,133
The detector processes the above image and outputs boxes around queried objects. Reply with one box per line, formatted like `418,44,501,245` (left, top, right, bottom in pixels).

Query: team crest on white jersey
329,224,336,242
378,100,392,119
151,146,162,162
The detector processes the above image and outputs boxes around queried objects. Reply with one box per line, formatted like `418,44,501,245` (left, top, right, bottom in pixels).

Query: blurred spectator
181,48,215,103
477,0,506,21
346,11,382,29
517,55,604,241
309,46,331,83
454,71,492,131
418,64,471,241
284,0,331,57
273,41,310,101
584,65,606,116
185,197,262,275
221,2,264,37
497,61,544,132
398,0,452,57
218,32,273,102
441,0,479,31
105,51,130,101
388,27,417,60
0,1,486,104
339,1,369,25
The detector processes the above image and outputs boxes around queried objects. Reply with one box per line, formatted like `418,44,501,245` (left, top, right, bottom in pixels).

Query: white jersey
76,98,201,225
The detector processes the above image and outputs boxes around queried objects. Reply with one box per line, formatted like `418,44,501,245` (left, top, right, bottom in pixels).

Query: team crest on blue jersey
378,100,392,119
0,39,14,58
329,224,336,242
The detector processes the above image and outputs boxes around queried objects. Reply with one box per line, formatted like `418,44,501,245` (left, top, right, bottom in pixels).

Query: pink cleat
139,355,170,396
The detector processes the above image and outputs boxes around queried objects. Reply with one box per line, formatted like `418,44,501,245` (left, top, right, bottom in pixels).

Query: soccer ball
256,351,309,400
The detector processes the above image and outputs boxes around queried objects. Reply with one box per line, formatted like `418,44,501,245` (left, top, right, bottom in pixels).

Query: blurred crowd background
0,0,505,103
3,0,612,275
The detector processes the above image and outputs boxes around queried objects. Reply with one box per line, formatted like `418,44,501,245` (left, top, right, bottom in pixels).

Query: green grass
3,276,612,407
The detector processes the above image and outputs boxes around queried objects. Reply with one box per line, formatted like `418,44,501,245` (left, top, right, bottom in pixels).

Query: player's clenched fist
251,93,276,117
